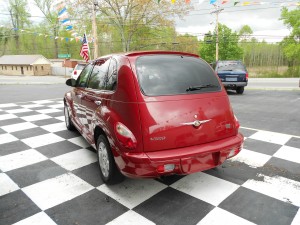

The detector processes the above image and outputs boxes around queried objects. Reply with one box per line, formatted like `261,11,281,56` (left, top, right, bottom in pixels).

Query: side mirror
66,78,76,87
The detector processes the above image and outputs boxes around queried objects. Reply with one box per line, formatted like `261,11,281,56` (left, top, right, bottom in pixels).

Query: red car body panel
64,51,244,178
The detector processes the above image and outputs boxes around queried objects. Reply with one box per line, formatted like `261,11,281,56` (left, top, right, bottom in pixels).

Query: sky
175,0,298,43
0,0,298,43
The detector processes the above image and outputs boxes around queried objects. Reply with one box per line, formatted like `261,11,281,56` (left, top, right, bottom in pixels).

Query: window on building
12,66,13,70
16,66,17,70
5,66,7,70
27,66,28,71
35,66,37,70
41,66,44,70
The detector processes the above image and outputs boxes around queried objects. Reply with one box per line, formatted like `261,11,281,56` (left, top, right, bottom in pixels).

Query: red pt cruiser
64,51,244,184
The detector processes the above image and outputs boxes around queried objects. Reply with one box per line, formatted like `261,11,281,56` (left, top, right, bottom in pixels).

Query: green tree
199,24,243,63
280,6,300,76
8,0,30,52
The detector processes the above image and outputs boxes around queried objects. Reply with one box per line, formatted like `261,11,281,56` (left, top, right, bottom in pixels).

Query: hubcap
98,142,110,178
64,106,70,127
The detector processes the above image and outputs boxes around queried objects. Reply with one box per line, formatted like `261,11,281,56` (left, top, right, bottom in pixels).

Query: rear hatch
134,54,237,152
216,61,247,82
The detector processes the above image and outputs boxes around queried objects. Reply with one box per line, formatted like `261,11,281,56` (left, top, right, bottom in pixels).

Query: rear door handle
94,100,102,106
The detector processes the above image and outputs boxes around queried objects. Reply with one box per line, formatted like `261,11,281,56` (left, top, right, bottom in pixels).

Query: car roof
92,51,199,62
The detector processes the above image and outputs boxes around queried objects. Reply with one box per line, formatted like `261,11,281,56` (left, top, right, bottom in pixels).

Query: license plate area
226,77,237,81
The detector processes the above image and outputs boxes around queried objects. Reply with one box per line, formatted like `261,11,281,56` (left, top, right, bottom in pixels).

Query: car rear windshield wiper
186,84,218,92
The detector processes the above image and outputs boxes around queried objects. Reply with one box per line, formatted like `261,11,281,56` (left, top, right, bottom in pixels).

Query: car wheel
97,135,124,185
236,87,244,94
64,103,75,130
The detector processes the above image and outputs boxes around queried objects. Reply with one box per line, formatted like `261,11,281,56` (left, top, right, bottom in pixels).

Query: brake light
234,115,240,130
74,70,77,75
246,73,248,79
115,122,137,149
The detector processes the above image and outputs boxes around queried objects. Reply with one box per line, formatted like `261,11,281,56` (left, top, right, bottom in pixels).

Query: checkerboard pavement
0,99,299,225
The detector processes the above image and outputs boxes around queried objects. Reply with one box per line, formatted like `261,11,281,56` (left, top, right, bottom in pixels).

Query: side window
76,64,93,87
87,59,110,90
106,59,118,91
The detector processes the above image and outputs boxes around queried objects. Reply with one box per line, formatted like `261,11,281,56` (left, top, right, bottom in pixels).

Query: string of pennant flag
158,0,300,6
55,0,79,38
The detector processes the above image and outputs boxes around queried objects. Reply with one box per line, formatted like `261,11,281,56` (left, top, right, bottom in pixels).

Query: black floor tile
0,141,31,156
11,127,49,139
72,163,103,187
244,138,282,155
0,190,41,225
0,118,26,126
36,140,82,158
54,130,81,139
219,187,299,225
7,160,67,188
46,189,128,225
260,157,300,182
134,187,214,225
239,128,257,137
204,160,257,185
32,118,62,126
285,137,300,149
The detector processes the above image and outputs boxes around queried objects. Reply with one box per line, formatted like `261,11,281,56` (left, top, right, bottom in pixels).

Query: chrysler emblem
181,119,211,127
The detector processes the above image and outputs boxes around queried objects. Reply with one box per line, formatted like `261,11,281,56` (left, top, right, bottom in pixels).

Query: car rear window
76,64,86,70
136,55,221,96
216,61,246,72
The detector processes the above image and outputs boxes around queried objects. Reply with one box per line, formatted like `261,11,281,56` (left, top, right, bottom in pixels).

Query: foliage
199,23,243,63
280,6,300,77
74,0,193,52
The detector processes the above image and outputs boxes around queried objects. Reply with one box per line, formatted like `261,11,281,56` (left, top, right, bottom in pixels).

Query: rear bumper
115,133,244,178
222,82,247,87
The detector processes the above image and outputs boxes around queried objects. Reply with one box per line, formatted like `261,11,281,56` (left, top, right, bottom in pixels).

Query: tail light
115,122,137,149
234,115,240,130
246,73,248,80
74,70,77,75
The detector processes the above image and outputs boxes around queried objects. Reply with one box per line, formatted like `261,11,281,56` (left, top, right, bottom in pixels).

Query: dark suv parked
215,60,248,94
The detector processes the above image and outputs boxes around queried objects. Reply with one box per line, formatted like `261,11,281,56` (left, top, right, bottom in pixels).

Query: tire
64,103,75,131
236,86,244,94
97,135,124,185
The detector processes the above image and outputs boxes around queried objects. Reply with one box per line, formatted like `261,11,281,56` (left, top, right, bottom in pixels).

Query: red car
64,51,244,184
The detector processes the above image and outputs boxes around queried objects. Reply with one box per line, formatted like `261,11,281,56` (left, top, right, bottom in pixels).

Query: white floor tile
21,114,52,122
6,108,32,114
291,209,300,225
229,149,271,168
0,114,17,121
0,173,19,196
55,116,65,122
249,130,292,145
22,133,64,148
0,133,18,144
22,173,93,210
274,145,300,164
12,212,57,225
51,149,97,171
171,172,239,206
21,104,43,108
2,122,37,133
68,136,91,148
32,100,54,104
36,108,62,114
0,103,17,108
98,179,167,209
243,174,300,207
48,103,64,108
197,207,256,225
106,210,155,225
0,149,47,172
41,122,67,133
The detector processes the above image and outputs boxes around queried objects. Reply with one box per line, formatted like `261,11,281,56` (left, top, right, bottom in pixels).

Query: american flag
80,33,89,62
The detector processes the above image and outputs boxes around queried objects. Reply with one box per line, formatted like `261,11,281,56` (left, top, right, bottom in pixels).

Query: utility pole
92,1,99,59
211,5,223,62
